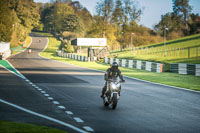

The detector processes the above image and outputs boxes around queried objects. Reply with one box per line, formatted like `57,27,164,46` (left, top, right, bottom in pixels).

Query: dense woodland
0,0,199,51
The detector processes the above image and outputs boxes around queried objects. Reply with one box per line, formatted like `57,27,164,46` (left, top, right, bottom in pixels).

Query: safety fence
170,63,200,76
134,45,200,58
56,50,89,62
104,57,164,73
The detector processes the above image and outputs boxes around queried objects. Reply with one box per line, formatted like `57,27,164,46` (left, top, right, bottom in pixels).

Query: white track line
53,101,60,105
48,97,54,100
44,94,49,97
58,106,66,109
74,117,84,123
0,99,89,133
65,111,73,115
83,126,94,132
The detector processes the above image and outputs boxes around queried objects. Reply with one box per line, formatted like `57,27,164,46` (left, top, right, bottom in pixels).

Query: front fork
111,92,120,100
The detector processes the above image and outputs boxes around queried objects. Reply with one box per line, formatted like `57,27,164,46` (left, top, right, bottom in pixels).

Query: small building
0,42,11,60
71,38,109,61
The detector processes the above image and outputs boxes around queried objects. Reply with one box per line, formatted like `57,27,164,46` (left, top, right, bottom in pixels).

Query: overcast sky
35,0,200,29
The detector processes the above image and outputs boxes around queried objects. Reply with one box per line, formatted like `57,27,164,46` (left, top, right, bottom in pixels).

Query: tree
96,0,114,23
172,0,192,28
154,13,184,39
62,14,80,32
64,40,74,53
188,13,200,34
111,0,124,25
0,0,15,42
42,2,81,33
0,0,40,46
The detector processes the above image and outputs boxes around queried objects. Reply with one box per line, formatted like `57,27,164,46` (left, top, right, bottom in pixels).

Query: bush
64,40,74,53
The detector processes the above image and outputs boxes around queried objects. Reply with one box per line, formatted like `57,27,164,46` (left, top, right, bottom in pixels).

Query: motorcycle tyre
104,102,109,106
112,93,118,109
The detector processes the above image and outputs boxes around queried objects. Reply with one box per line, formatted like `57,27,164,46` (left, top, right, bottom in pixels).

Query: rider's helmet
111,62,118,71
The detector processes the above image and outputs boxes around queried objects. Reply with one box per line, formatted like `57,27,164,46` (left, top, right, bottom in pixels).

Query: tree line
0,0,199,50
155,0,200,40
35,0,200,51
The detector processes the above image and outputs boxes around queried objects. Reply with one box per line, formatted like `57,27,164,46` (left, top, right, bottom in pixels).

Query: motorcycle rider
101,62,125,98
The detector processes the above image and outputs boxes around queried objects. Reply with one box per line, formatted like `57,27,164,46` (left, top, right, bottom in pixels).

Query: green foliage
75,8,93,36
0,0,15,42
64,40,74,53
0,0,40,46
172,0,192,26
155,0,199,39
188,13,200,34
62,14,80,32
41,2,81,33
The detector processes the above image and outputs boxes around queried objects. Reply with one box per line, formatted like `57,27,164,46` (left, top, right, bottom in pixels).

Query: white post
110,58,114,65
196,64,200,76
136,60,142,69
178,63,187,75
128,60,133,68
146,62,152,71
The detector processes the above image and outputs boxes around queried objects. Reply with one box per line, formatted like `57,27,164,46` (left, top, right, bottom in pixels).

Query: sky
35,0,200,29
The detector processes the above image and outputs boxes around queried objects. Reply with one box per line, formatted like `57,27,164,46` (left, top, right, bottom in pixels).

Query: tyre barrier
104,57,164,73
56,50,90,62
170,63,200,76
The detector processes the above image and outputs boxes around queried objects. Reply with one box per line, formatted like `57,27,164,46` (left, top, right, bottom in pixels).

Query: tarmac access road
0,33,200,133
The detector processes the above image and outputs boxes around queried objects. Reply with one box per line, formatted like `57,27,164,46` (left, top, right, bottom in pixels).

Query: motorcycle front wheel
112,93,118,109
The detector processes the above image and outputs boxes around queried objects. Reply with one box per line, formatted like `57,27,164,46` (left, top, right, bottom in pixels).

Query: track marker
41,91,46,94
74,117,84,123
83,126,94,132
65,111,73,115
53,101,60,105
44,94,49,97
58,106,66,109
48,97,54,100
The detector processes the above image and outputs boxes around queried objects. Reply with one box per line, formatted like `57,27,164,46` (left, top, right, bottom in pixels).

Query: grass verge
38,32,200,91
110,34,200,64
0,121,67,133
11,36,32,55
0,60,19,76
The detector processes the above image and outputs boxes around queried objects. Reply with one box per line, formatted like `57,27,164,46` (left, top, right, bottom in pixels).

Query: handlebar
106,79,125,83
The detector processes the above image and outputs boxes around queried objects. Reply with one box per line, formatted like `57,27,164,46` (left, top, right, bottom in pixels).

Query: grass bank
38,32,200,91
0,121,67,133
111,34,200,64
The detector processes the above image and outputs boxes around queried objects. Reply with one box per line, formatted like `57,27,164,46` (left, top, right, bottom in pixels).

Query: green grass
37,32,200,91
140,34,200,48
111,34,200,64
0,121,67,133
12,36,32,55
0,60,20,76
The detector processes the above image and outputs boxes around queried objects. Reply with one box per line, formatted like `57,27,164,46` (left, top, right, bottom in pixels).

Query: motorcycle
103,79,124,109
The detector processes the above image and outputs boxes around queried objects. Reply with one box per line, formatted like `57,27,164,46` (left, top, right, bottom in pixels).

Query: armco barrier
170,63,200,76
56,50,89,62
104,57,164,73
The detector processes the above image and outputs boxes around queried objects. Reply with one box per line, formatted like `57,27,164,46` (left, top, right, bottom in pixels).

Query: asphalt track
0,34,200,133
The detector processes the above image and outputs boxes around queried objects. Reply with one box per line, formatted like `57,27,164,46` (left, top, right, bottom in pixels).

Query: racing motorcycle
103,79,124,109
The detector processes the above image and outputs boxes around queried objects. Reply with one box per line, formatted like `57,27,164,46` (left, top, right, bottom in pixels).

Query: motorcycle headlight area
110,82,120,91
